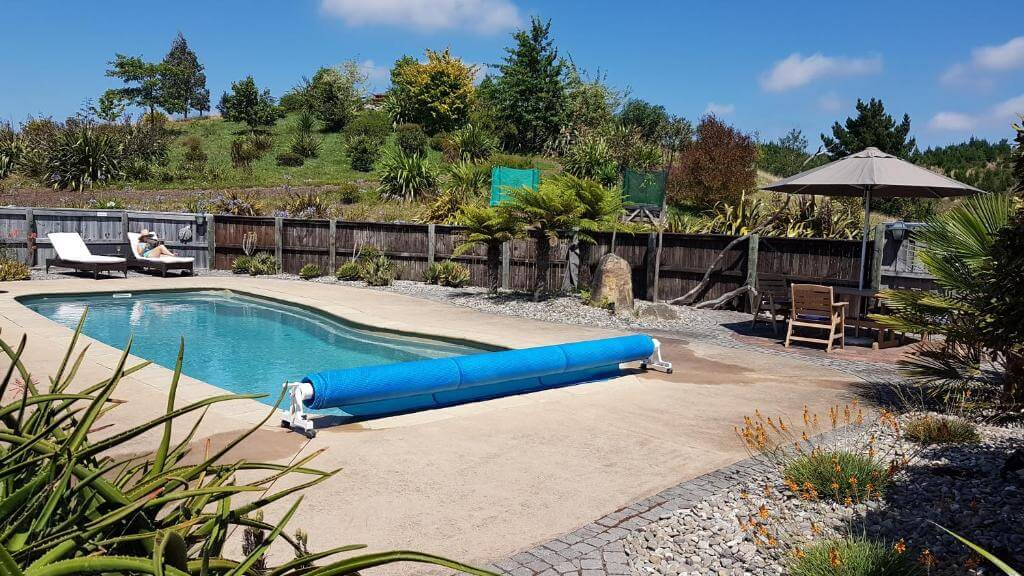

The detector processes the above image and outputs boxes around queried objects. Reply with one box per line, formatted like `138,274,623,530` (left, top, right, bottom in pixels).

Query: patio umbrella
762,147,982,289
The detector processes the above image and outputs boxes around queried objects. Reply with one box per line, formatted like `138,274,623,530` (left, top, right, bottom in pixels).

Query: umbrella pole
859,188,871,290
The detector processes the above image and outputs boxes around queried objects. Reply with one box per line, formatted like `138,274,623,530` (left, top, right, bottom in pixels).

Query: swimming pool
20,289,490,411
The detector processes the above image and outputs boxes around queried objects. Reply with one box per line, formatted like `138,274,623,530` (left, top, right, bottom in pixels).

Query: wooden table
833,286,905,349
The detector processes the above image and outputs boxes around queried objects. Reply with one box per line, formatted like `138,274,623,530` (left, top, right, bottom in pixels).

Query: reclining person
136,229,177,258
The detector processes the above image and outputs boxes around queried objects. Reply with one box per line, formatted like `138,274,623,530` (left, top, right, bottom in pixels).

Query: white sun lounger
45,232,128,279
126,232,195,277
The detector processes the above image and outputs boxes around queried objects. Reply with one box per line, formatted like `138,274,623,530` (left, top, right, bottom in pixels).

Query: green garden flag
490,166,540,206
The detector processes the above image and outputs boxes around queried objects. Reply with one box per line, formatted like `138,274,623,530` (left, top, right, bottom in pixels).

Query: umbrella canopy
763,147,983,198
762,147,983,289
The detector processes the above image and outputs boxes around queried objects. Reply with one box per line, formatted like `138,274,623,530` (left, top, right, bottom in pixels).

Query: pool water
20,290,488,411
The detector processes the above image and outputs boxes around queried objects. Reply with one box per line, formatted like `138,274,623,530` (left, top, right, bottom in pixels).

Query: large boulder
590,253,634,314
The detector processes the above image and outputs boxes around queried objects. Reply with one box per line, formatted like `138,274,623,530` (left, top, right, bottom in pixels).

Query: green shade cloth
623,170,667,207
490,166,540,206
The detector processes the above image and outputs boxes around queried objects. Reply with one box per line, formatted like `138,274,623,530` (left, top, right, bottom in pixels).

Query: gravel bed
624,419,1024,575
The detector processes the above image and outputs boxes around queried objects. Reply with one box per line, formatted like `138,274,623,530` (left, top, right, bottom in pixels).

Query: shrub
251,131,274,153
669,115,757,209
284,191,330,219
784,450,889,502
489,153,536,170
290,132,322,158
443,124,496,162
344,110,391,145
230,135,262,170
904,415,980,445
248,251,278,275
299,263,323,280
276,151,305,167
348,135,381,172
424,260,470,287
395,123,428,156
335,182,361,204
181,135,207,173
213,190,264,215
360,253,396,286
307,63,364,131
0,258,30,280
231,255,253,273
562,134,618,185
0,316,489,576
44,123,124,190
790,537,922,576
217,75,281,129
378,149,438,202
335,261,362,280
429,132,449,152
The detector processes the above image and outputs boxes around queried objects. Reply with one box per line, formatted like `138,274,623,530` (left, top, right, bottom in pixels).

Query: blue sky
2,0,1022,149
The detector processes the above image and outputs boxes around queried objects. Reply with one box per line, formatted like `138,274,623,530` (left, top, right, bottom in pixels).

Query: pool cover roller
282,334,671,437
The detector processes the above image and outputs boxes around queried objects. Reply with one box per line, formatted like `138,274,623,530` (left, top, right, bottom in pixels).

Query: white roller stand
640,338,673,373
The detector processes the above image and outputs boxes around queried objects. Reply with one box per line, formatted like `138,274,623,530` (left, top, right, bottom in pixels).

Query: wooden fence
0,206,908,306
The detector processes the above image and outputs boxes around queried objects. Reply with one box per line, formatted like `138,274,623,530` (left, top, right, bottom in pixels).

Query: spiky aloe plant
0,312,494,576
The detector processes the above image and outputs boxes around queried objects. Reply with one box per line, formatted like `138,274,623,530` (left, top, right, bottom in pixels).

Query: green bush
344,110,391,145
0,258,30,280
562,134,617,185
180,135,208,173
335,261,362,280
213,190,264,216
429,132,449,152
335,182,361,204
791,537,921,576
395,123,428,156
230,135,262,170
444,124,496,162
307,64,363,131
489,153,536,170
348,135,381,172
247,251,278,275
424,260,470,287
284,191,330,219
0,314,491,576
378,149,437,201
45,123,124,191
276,151,305,167
231,255,252,273
299,263,323,280
784,450,889,502
290,131,322,158
905,415,980,445
361,254,396,286
251,131,274,153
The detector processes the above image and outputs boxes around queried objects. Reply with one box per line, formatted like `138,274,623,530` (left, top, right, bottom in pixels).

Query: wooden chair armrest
832,302,848,308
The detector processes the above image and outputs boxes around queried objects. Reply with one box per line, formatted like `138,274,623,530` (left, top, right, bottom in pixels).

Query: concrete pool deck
0,276,858,573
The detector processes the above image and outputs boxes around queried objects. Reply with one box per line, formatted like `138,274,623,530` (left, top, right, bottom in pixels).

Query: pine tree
492,17,566,154
821,98,916,159
160,33,209,118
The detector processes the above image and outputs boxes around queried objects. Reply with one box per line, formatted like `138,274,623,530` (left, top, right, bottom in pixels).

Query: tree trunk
486,242,501,294
1004,352,1024,405
534,232,551,301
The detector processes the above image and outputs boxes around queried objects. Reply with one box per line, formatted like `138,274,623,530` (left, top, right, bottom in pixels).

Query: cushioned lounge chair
126,232,195,277
45,232,127,279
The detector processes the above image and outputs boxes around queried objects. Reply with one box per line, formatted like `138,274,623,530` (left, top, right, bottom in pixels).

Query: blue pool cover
302,334,655,417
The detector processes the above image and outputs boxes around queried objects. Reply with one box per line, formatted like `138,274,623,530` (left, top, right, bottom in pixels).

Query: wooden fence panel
335,221,431,281
433,225,492,287
33,208,125,262
212,215,276,270
127,211,210,269
656,234,747,303
0,208,31,264
757,236,866,287
281,219,330,274
508,233,572,292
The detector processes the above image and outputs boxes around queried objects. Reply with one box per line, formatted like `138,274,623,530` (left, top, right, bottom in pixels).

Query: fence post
328,219,337,272
871,223,886,290
120,211,129,258
652,228,664,302
645,233,657,301
427,224,436,267
501,241,511,290
206,214,216,270
746,233,760,312
274,217,283,273
563,233,579,291
24,208,35,267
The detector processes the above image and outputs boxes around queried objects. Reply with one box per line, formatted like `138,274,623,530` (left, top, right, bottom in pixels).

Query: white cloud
321,0,521,34
358,60,390,87
760,53,882,92
927,112,977,132
927,93,1024,133
704,102,734,116
940,36,1024,86
817,92,843,113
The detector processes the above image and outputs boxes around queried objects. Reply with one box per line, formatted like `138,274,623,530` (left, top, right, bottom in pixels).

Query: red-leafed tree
669,115,757,209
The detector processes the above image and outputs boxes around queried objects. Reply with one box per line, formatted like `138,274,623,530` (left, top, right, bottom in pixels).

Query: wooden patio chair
750,275,791,334
784,284,847,353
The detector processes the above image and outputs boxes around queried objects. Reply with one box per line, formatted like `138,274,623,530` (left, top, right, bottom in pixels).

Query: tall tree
618,99,669,143
492,17,566,153
821,98,916,159
104,54,164,125
389,49,476,135
669,115,757,209
758,129,814,178
159,32,209,118
306,61,366,132
217,76,280,130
